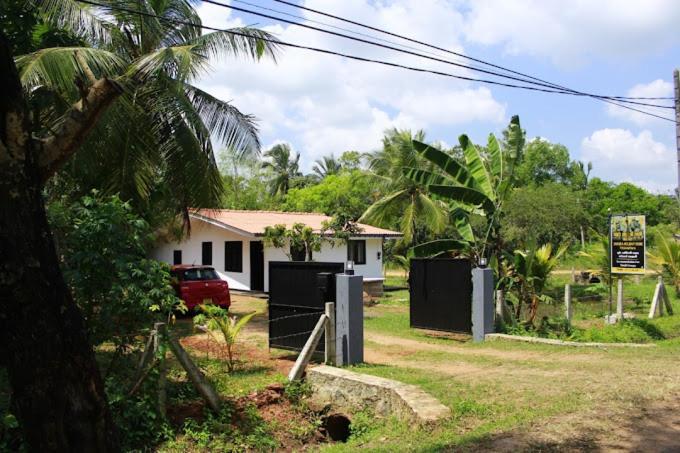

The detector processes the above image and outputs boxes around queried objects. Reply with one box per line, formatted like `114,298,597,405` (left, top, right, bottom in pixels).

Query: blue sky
195,0,680,193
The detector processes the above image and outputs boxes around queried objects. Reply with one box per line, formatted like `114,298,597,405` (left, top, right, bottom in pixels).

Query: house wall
151,220,255,291
262,236,383,292
152,218,385,292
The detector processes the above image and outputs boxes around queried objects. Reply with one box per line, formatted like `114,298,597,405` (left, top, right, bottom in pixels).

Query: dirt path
365,331,601,364
472,397,680,453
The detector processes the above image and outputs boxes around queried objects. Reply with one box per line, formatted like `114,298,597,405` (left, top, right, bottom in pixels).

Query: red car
170,265,231,311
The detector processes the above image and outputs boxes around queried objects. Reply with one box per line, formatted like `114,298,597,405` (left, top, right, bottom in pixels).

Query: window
173,250,182,265
347,240,366,265
224,241,243,272
201,241,212,265
183,267,219,281
290,243,307,261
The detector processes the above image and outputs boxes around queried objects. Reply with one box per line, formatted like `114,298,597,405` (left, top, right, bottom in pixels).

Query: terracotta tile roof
190,209,402,237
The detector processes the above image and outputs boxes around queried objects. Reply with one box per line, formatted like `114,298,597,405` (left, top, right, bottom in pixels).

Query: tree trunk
0,152,119,451
0,33,119,451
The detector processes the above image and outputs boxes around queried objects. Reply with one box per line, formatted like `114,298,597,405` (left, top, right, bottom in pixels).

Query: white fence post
288,314,328,381
324,302,336,366
564,284,572,323
616,278,624,322
649,276,663,319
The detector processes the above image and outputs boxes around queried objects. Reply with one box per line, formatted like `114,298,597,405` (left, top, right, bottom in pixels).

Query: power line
75,0,677,123
232,0,454,60
271,0,676,104
236,0,676,107
202,0,673,110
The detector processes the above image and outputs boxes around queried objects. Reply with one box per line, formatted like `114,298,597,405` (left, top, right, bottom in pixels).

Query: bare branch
39,77,123,180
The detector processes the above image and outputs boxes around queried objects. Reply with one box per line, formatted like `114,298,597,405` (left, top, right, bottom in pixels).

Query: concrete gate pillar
335,273,364,365
472,267,495,342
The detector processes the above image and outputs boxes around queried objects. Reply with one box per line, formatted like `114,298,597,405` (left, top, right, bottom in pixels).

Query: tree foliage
283,170,374,218
502,183,586,247
48,192,180,347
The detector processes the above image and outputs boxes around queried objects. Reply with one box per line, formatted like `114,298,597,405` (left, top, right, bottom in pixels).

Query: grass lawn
4,280,680,451
345,287,680,451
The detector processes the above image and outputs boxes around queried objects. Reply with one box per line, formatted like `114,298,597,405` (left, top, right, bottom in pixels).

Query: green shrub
348,409,376,441
48,192,180,348
577,319,666,344
283,380,312,405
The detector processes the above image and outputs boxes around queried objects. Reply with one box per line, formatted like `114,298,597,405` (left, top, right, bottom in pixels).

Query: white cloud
462,0,680,66
581,128,675,193
194,0,507,169
606,79,674,126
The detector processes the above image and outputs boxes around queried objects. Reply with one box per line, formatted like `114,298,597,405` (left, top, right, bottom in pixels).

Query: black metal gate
268,261,344,351
409,258,473,333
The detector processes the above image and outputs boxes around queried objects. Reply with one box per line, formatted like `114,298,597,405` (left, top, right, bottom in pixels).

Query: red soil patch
180,335,295,375
167,384,327,451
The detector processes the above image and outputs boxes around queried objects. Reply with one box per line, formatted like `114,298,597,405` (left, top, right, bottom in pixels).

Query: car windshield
183,268,219,281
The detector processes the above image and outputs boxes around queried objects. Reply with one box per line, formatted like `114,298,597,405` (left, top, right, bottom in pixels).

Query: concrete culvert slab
307,365,450,425
324,413,351,442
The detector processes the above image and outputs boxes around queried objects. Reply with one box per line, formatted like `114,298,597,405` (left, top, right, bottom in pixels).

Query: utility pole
675,69,680,201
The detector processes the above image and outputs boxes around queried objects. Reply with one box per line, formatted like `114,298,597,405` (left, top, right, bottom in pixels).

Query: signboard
610,214,646,274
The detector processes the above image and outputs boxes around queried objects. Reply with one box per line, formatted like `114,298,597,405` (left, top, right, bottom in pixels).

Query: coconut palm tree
360,128,447,246
261,143,301,196
1,0,278,449
312,154,342,179
19,0,279,214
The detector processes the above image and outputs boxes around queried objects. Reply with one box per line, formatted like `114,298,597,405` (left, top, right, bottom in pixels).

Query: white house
152,209,402,292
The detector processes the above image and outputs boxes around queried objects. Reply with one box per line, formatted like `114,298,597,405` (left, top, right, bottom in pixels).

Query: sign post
608,214,646,322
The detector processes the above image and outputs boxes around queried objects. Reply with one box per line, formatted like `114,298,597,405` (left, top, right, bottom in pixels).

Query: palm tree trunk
1,33,119,451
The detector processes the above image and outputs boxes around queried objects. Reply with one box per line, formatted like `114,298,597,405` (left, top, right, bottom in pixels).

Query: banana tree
404,116,525,264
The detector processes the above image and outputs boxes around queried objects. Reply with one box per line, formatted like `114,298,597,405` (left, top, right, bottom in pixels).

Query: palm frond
184,83,260,158
411,239,469,258
16,47,126,96
359,189,408,227
161,118,224,209
415,192,447,234
129,44,208,82
186,28,280,63
32,0,113,45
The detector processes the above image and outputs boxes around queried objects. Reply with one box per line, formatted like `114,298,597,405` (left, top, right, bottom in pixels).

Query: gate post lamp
345,260,355,275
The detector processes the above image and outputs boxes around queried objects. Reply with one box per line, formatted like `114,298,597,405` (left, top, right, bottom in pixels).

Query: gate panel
409,258,472,333
268,261,344,351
